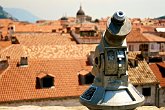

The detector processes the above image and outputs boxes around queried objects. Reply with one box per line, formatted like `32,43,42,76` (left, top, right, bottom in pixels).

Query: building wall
128,43,139,51
149,43,160,52
128,43,161,52
160,43,165,52
135,85,156,106
76,15,86,23
0,98,81,106
158,88,165,107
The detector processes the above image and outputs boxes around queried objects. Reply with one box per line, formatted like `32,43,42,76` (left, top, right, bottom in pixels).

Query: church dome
60,16,68,20
76,6,85,16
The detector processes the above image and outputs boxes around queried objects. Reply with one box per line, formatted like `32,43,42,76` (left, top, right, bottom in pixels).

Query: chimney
0,59,9,70
87,51,95,66
8,25,15,38
6,56,10,60
11,36,19,44
19,57,28,66
134,59,138,67
129,58,138,68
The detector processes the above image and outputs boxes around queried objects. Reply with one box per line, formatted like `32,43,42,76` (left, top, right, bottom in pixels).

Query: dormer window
78,70,94,85
36,72,55,89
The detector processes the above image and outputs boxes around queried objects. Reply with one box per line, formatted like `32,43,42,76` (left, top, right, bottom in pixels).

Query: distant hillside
155,15,165,19
4,7,40,23
0,6,18,20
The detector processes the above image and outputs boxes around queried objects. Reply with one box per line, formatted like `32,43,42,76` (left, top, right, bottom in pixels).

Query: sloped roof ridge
141,34,151,41
143,33,165,42
0,44,27,59
156,62,165,67
126,33,146,43
78,69,90,75
28,58,88,61
128,54,159,85
0,44,15,54
149,62,165,87
128,51,141,59
36,71,55,79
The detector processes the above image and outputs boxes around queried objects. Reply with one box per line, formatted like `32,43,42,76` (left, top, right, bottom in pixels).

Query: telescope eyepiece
112,11,125,25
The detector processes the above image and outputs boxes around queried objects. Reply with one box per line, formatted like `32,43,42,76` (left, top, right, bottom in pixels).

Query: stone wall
136,85,157,106
0,98,81,107
158,88,165,107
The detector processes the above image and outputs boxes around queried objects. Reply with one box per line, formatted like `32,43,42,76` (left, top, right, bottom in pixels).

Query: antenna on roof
65,12,67,17
80,1,82,9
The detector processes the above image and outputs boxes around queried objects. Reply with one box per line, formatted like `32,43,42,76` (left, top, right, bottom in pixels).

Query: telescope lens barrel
112,11,125,24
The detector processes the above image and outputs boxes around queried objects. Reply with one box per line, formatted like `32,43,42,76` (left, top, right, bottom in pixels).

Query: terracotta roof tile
79,23,97,31
0,51,159,102
127,29,165,43
14,33,76,46
149,62,165,87
0,59,90,102
0,41,11,49
143,33,165,42
37,72,54,79
126,29,149,43
128,52,159,85
78,69,90,76
0,44,96,59
15,24,62,33
0,44,25,59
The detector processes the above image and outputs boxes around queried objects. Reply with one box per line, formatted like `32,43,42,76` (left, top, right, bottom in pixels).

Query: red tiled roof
0,44,96,59
128,52,159,85
0,51,159,103
126,30,165,43
78,69,90,76
0,44,25,59
79,23,97,31
14,23,62,33
0,41,11,49
0,59,91,103
140,26,155,32
126,29,148,43
143,33,165,42
14,33,76,46
149,62,165,87
37,72,54,79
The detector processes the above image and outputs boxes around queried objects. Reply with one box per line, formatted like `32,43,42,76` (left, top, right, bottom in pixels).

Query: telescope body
80,11,145,110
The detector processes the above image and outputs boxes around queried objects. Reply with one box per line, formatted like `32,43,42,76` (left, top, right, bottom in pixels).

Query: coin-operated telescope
80,11,145,110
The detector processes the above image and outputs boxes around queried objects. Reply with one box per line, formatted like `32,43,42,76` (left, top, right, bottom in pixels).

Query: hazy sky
0,0,165,20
